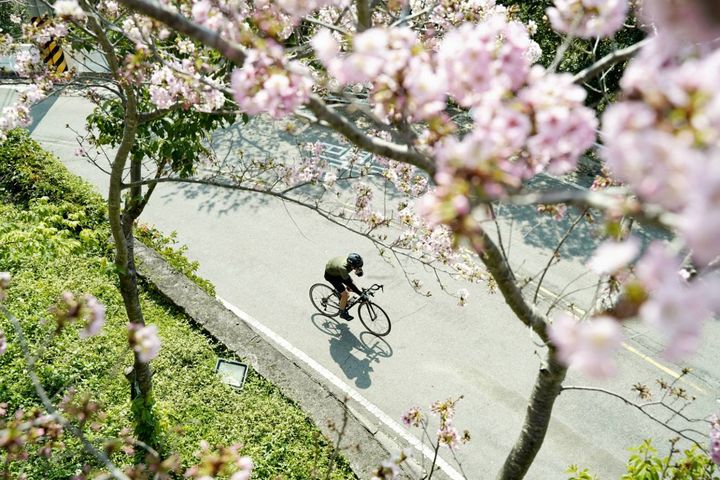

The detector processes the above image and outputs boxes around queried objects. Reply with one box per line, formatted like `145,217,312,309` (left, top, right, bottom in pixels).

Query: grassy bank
0,130,354,479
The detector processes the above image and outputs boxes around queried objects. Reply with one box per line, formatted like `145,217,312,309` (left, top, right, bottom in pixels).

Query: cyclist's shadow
310,314,394,389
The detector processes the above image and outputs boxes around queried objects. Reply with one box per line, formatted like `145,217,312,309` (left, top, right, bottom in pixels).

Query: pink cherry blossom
639,281,711,360
401,406,423,427
311,29,340,65
438,18,537,107
548,314,623,378
711,415,720,466
54,0,86,20
79,295,105,339
520,66,598,175
231,45,312,118
587,237,640,275
131,324,161,362
640,0,720,52
437,424,460,448
634,242,682,292
0,330,6,356
547,0,629,38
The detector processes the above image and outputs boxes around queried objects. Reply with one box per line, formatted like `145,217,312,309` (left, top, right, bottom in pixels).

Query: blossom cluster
711,415,720,466
148,60,226,112
401,397,470,450
129,323,162,363
547,0,628,38
49,292,106,339
314,27,446,121
603,43,720,266
548,314,622,378
231,43,312,118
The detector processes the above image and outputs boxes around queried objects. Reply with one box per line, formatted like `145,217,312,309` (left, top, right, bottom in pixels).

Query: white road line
219,297,465,480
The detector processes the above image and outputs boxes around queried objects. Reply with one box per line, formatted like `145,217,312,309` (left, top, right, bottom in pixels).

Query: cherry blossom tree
2,0,720,478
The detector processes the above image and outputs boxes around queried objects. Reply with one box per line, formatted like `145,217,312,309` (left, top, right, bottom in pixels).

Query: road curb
133,241,418,479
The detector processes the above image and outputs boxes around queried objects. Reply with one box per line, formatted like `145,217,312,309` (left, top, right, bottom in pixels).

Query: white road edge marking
219,297,465,480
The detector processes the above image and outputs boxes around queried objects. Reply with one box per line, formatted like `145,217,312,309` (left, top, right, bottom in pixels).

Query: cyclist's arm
344,279,362,295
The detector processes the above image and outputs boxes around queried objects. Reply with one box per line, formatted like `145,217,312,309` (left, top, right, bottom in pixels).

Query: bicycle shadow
310,314,394,389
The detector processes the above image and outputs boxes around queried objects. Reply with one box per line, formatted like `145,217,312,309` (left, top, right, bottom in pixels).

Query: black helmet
347,253,363,269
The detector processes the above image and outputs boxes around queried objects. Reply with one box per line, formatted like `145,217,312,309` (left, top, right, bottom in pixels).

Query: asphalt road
14,89,720,479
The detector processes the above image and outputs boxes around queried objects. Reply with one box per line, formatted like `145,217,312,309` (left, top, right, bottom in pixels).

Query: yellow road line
536,285,708,396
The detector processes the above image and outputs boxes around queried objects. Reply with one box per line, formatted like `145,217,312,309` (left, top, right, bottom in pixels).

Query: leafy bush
135,224,216,297
0,129,106,229
0,193,353,480
567,439,719,480
0,129,353,479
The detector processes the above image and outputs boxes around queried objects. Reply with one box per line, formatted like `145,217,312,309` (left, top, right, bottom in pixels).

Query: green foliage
0,200,353,479
0,129,106,228
568,440,719,480
499,0,645,111
0,130,353,479
566,464,598,480
135,224,216,297
622,439,718,480
86,94,234,178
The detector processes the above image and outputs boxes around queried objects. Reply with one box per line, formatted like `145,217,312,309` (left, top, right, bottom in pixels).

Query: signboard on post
30,16,68,74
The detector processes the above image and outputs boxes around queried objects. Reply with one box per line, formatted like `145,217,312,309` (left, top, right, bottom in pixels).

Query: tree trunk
496,350,568,480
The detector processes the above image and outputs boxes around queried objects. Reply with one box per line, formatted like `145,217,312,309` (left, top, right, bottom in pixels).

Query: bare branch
116,0,246,65
533,208,588,303
306,95,436,174
573,39,651,85
1,305,130,480
561,385,708,448
507,188,677,232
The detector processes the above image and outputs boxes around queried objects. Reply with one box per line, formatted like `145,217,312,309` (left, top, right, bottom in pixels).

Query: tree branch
469,228,549,342
116,0,246,65
1,305,130,480
573,39,650,85
306,95,436,174
507,188,677,232
561,385,708,448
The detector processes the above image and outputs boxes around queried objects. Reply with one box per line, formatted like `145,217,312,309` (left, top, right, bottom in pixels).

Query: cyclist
324,253,364,320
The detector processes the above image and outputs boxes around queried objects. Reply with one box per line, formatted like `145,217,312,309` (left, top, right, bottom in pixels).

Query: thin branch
507,188,677,232
561,385,708,448
117,0,246,65
306,95,436,174
304,16,350,35
391,3,437,26
1,305,130,480
532,208,588,303
573,39,651,85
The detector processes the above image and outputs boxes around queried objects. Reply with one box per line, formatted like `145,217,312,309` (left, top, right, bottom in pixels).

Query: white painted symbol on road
317,141,385,176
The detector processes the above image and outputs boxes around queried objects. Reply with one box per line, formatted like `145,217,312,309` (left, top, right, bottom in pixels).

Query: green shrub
0,194,353,480
135,224,216,297
0,129,106,229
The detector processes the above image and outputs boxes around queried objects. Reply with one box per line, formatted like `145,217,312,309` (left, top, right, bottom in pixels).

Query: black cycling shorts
324,273,349,295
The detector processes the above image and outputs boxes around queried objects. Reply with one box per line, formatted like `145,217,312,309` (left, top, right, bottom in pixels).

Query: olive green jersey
325,256,351,280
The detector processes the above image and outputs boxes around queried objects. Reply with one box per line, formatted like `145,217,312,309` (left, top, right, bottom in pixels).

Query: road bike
309,283,391,337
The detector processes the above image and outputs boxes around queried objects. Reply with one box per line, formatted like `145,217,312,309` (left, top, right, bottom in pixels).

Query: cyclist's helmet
347,253,363,270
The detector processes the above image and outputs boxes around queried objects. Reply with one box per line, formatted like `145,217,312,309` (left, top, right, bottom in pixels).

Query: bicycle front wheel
309,283,342,317
358,301,391,337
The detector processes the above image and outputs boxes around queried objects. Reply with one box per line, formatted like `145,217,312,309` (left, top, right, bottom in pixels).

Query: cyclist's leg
325,273,348,312
324,274,348,307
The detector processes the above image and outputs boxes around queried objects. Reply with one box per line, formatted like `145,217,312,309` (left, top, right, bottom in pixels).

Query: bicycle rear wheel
309,283,342,317
358,301,391,337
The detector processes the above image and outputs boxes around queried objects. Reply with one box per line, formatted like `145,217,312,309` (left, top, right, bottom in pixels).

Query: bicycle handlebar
359,284,382,296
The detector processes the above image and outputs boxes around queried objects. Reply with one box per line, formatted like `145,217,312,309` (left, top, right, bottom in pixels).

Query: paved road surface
13,89,720,479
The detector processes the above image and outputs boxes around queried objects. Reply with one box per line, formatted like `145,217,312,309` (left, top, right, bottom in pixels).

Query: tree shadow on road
494,174,672,264
310,314,393,389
